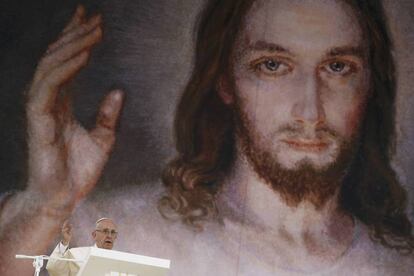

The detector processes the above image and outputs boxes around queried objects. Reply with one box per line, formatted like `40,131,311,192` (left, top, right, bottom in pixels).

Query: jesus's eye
329,61,346,72
321,59,357,76
250,57,292,77
264,60,280,71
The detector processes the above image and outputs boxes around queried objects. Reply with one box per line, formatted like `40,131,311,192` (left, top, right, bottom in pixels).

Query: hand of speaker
61,220,73,246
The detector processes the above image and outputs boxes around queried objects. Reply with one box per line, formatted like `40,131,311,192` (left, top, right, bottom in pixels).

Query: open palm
26,5,123,210
0,6,124,275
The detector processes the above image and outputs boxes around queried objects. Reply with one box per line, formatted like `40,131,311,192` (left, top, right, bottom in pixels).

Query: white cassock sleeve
46,242,80,276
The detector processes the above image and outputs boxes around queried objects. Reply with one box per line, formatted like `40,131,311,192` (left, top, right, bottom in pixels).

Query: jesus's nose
291,72,325,126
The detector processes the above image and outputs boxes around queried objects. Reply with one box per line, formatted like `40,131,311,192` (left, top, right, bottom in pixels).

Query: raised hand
61,220,73,246
0,5,123,275
26,5,124,211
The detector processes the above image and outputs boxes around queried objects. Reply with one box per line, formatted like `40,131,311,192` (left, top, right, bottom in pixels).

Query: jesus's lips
281,139,330,153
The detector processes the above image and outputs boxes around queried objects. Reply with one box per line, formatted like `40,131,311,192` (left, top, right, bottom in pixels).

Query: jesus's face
221,0,371,206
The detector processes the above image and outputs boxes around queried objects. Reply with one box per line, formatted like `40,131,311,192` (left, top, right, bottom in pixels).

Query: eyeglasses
95,229,118,237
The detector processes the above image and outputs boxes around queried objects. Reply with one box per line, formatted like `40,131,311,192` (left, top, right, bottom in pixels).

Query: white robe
46,243,92,276
68,183,414,276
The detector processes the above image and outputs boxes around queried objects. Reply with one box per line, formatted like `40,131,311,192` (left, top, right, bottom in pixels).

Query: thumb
90,90,124,152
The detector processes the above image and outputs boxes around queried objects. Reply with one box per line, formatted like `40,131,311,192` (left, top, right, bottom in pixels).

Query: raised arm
0,5,124,275
46,221,75,276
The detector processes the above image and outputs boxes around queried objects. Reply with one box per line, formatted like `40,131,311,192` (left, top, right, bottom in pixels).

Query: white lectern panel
76,247,170,276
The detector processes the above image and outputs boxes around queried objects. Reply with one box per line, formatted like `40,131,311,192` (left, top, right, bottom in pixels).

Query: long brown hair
159,0,414,252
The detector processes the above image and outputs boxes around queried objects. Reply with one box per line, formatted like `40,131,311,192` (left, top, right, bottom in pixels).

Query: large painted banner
0,0,413,275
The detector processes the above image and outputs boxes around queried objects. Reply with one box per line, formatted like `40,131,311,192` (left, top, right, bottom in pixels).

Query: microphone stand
16,254,84,276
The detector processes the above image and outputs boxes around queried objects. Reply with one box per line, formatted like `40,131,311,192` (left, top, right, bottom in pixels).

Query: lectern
77,247,170,276
16,248,170,276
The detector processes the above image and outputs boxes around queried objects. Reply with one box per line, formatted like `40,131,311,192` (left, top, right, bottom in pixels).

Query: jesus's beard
234,100,358,209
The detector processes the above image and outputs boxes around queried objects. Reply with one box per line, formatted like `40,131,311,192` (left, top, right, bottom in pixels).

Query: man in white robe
46,218,117,276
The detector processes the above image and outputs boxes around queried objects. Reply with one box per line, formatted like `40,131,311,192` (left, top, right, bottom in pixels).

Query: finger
62,225,69,231
28,51,90,114
90,90,124,152
36,26,102,82
47,14,100,53
47,14,101,54
62,219,72,228
63,225,72,233
95,90,124,131
62,219,70,228
62,5,86,34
